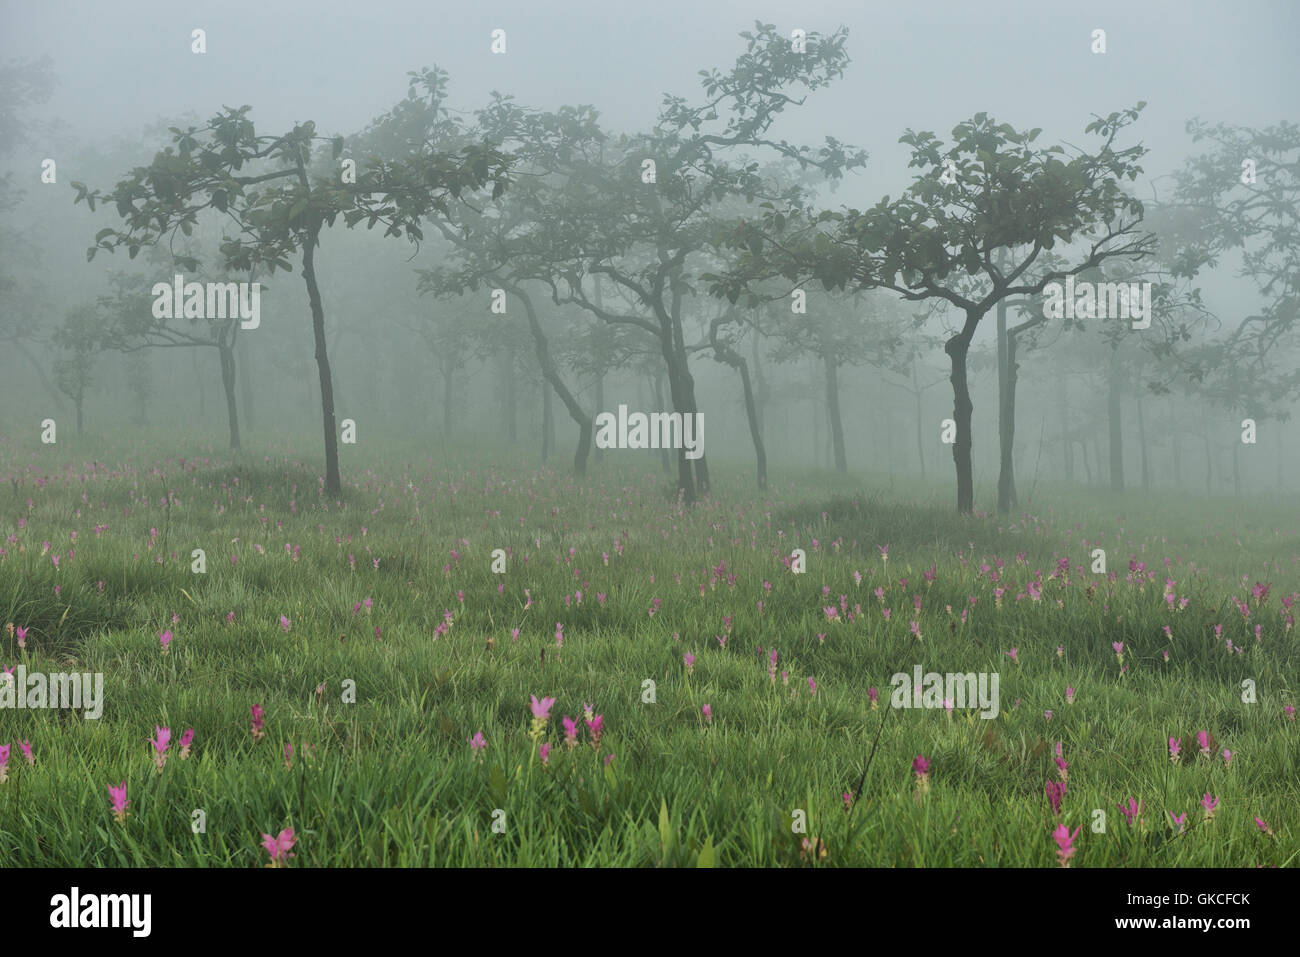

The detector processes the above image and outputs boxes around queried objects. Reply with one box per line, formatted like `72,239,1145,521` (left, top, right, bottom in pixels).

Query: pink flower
1169,811,1187,834
1006,647,1019,664
808,676,817,697
150,725,171,771
179,728,194,760
15,626,27,650
539,741,551,765
0,744,8,783
1196,730,1212,757
562,716,578,748
108,781,129,822
261,827,296,866
1168,737,1181,762
226,611,235,623
1044,710,1053,722
19,739,33,766
1119,798,1143,826
586,714,604,750
702,703,712,723
1045,780,1067,816
469,730,486,755
1052,823,1080,867
283,742,294,769
279,615,291,633
1066,685,1075,704
1222,748,1233,767
529,695,556,722
251,704,265,741
1201,793,1219,820
868,687,878,708
1254,816,1274,837
159,629,172,653
684,652,695,673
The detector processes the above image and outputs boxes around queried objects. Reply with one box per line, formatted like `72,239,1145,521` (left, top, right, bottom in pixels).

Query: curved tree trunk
514,285,591,475
301,224,341,496
709,315,766,489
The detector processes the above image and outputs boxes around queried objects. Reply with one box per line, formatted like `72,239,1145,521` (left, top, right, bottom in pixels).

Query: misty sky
6,0,1297,204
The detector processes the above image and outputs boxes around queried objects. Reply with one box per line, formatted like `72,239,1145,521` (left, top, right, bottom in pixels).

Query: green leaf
658,798,671,853
697,834,715,868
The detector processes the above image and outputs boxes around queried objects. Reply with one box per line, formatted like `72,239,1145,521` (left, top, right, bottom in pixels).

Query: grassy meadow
1,430,1296,867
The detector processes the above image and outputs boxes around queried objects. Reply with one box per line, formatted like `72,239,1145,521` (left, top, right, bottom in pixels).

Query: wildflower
843,791,854,812
529,695,556,740
469,730,486,756
1119,798,1143,827
913,754,930,794
702,703,712,724
1254,817,1274,837
1286,704,1295,721
562,716,578,748
1007,647,1019,664
1168,737,1181,763
1045,780,1066,816
1169,812,1187,834
1200,794,1219,821
684,652,695,674
583,702,594,723
179,728,194,760
808,676,817,697
226,611,235,623
1197,730,1212,758
0,744,8,783
910,620,922,641
19,739,33,766
868,687,878,710
1052,824,1080,867
159,629,172,654
108,781,129,823
1112,641,1124,664
1044,710,1053,722
251,704,266,741
540,741,551,766
1066,685,1075,705
15,626,27,651
800,836,828,861
586,714,604,750
261,827,296,867
150,726,170,771
1056,644,1064,658
1054,742,1068,781
1222,748,1233,767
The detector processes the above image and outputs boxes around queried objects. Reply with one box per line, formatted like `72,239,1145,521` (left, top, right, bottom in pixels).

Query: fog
3,0,1298,504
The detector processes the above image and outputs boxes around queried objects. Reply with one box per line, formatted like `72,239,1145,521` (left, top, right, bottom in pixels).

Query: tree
714,106,1154,512
73,102,508,494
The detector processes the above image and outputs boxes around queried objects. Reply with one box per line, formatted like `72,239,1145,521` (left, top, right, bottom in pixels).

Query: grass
0,429,1296,866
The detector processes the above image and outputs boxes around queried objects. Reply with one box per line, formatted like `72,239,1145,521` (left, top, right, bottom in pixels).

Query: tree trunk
912,357,926,479
996,296,1011,512
10,339,66,413
1136,388,1149,490
542,384,553,463
592,375,605,464
709,317,766,489
515,285,591,475
1060,379,1074,483
442,359,455,437
75,396,84,434
301,225,341,497
1202,414,1212,494
824,354,847,472
192,347,206,420
1107,349,1124,492
218,339,241,450
945,315,980,514
652,372,672,474
237,329,255,433
503,346,517,444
